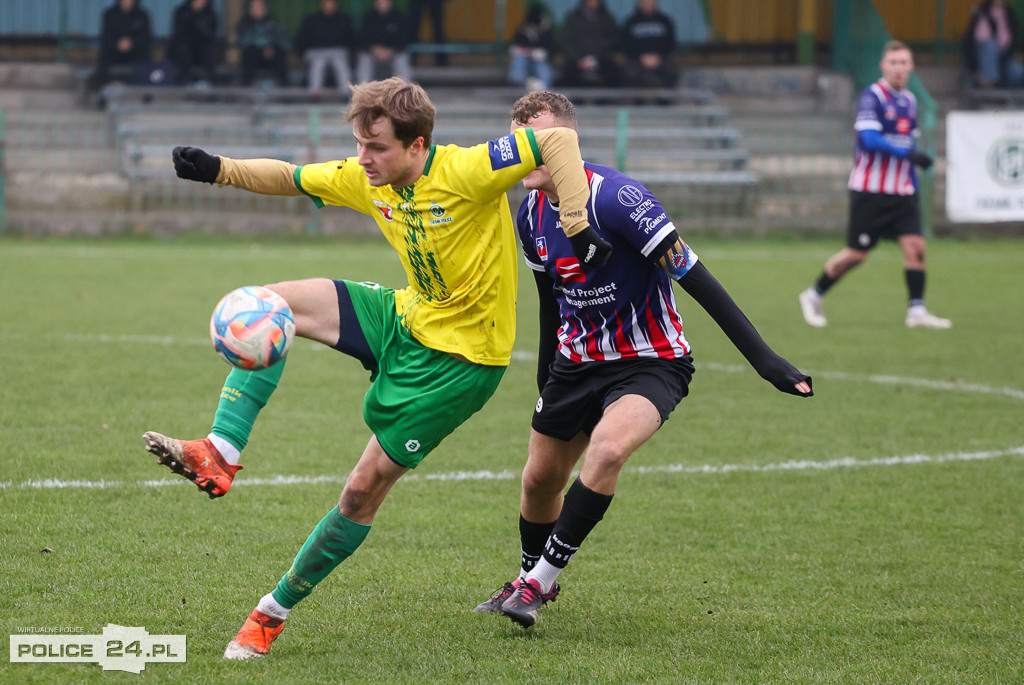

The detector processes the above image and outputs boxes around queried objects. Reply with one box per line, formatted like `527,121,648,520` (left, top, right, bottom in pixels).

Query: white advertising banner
946,111,1024,222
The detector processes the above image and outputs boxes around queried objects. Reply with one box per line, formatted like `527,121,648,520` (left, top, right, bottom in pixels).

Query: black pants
240,45,288,86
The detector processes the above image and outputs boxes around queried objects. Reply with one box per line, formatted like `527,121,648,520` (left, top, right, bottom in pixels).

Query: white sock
208,433,241,465
526,558,562,595
256,593,289,620
907,304,927,316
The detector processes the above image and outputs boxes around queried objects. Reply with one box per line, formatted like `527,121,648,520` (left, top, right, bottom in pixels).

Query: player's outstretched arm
172,146,301,196
675,260,813,397
532,128,611,269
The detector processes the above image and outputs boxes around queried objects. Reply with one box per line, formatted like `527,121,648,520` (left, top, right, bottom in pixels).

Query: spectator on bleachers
237,0,291,87
963,0,1024,88
295,0,355,94
508,4,557,91
621,0,679,88
408,0,449,65
167,0,219,86
356,0,413,83
558,0,621,88
89,0,152,90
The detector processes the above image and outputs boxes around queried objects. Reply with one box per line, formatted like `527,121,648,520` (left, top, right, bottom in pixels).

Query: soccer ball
210,286,295,370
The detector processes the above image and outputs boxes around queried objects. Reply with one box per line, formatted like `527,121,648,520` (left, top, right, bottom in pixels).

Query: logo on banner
987,136,1024,188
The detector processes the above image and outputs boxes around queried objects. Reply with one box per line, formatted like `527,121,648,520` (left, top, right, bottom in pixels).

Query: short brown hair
882,39,911,58
510,91,578,131
346,77,435,148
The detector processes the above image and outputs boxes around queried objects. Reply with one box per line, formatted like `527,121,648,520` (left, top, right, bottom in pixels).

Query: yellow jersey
294,128,543,366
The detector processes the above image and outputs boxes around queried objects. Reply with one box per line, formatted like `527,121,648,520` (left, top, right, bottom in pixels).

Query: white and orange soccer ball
210,286,295,370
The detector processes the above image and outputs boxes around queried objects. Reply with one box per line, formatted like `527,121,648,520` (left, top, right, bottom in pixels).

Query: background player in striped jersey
799,40,951,330
142,77,611,659
474,91,813,628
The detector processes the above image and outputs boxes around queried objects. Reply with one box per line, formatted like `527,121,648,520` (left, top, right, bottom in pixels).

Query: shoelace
517,582,541,605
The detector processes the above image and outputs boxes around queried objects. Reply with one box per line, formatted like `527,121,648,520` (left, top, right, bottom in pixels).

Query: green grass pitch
1,235,1022,684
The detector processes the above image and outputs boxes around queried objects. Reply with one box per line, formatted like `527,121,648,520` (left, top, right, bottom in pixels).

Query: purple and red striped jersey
848,79,920,196
516,163,698,364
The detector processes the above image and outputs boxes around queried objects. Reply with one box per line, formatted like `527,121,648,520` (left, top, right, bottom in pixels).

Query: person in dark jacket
622,0,678,88
167,0,219,85
963,0,1023,88
295,0,356,93
356,0,412,83
508,4,558,91
90,0,152,90
237,0,291,87
558,0,620,88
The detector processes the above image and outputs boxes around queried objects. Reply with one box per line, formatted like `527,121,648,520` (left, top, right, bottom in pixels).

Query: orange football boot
142,431,241,498
223,609,286,660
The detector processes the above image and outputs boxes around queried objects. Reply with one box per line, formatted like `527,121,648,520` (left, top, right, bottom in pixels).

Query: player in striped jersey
473,91,813,628
799,40,951,330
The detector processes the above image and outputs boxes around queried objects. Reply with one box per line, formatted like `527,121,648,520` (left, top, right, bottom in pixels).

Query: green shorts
336,280,506,468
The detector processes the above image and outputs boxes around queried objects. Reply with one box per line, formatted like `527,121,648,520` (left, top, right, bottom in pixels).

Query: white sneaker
798,288,827,328
905,308,952,329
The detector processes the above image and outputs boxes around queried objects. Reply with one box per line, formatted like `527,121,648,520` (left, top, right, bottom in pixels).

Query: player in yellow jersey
141,77,609,659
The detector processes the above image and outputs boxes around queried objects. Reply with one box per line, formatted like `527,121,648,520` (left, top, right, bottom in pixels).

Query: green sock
211,361,285,451
272,507,372,609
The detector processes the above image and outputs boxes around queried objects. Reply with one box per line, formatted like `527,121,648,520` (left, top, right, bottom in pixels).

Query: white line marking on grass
64,335,1024,403
4,447,1022,491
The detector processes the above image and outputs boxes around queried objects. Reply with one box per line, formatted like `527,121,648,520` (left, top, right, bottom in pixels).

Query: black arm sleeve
533,268,561,394
677,261,813,397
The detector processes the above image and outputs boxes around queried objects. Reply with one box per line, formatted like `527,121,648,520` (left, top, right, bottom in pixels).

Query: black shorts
846,191,921,250
532,355,695,441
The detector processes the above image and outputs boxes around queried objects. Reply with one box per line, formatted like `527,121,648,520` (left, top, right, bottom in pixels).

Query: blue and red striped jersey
516,163,697,363
848,79,920,196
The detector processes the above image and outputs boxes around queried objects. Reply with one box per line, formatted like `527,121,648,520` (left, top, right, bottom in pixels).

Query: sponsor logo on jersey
639,212,667,234
536,236,548,261
429,202,445,217
617,185,645,207
556,257,585,284
405,439,421,453
373,200,395,222
885,107,897,120
488,135,521,170
896,116,911,135
629,199,655,221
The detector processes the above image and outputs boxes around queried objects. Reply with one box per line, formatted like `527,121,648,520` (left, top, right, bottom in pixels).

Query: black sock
905,269,925,307
814,271,836,296
542,478,614,569
519,515,555,573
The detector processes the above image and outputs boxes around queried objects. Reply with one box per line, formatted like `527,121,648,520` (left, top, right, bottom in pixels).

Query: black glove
905,151,933,170
755,355,814,397
172,146,221,184
567,225,612,270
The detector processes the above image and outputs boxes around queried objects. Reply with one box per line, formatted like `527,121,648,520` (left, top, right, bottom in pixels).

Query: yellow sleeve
294,159,373,213
216,157,301,196
431,128,543,202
